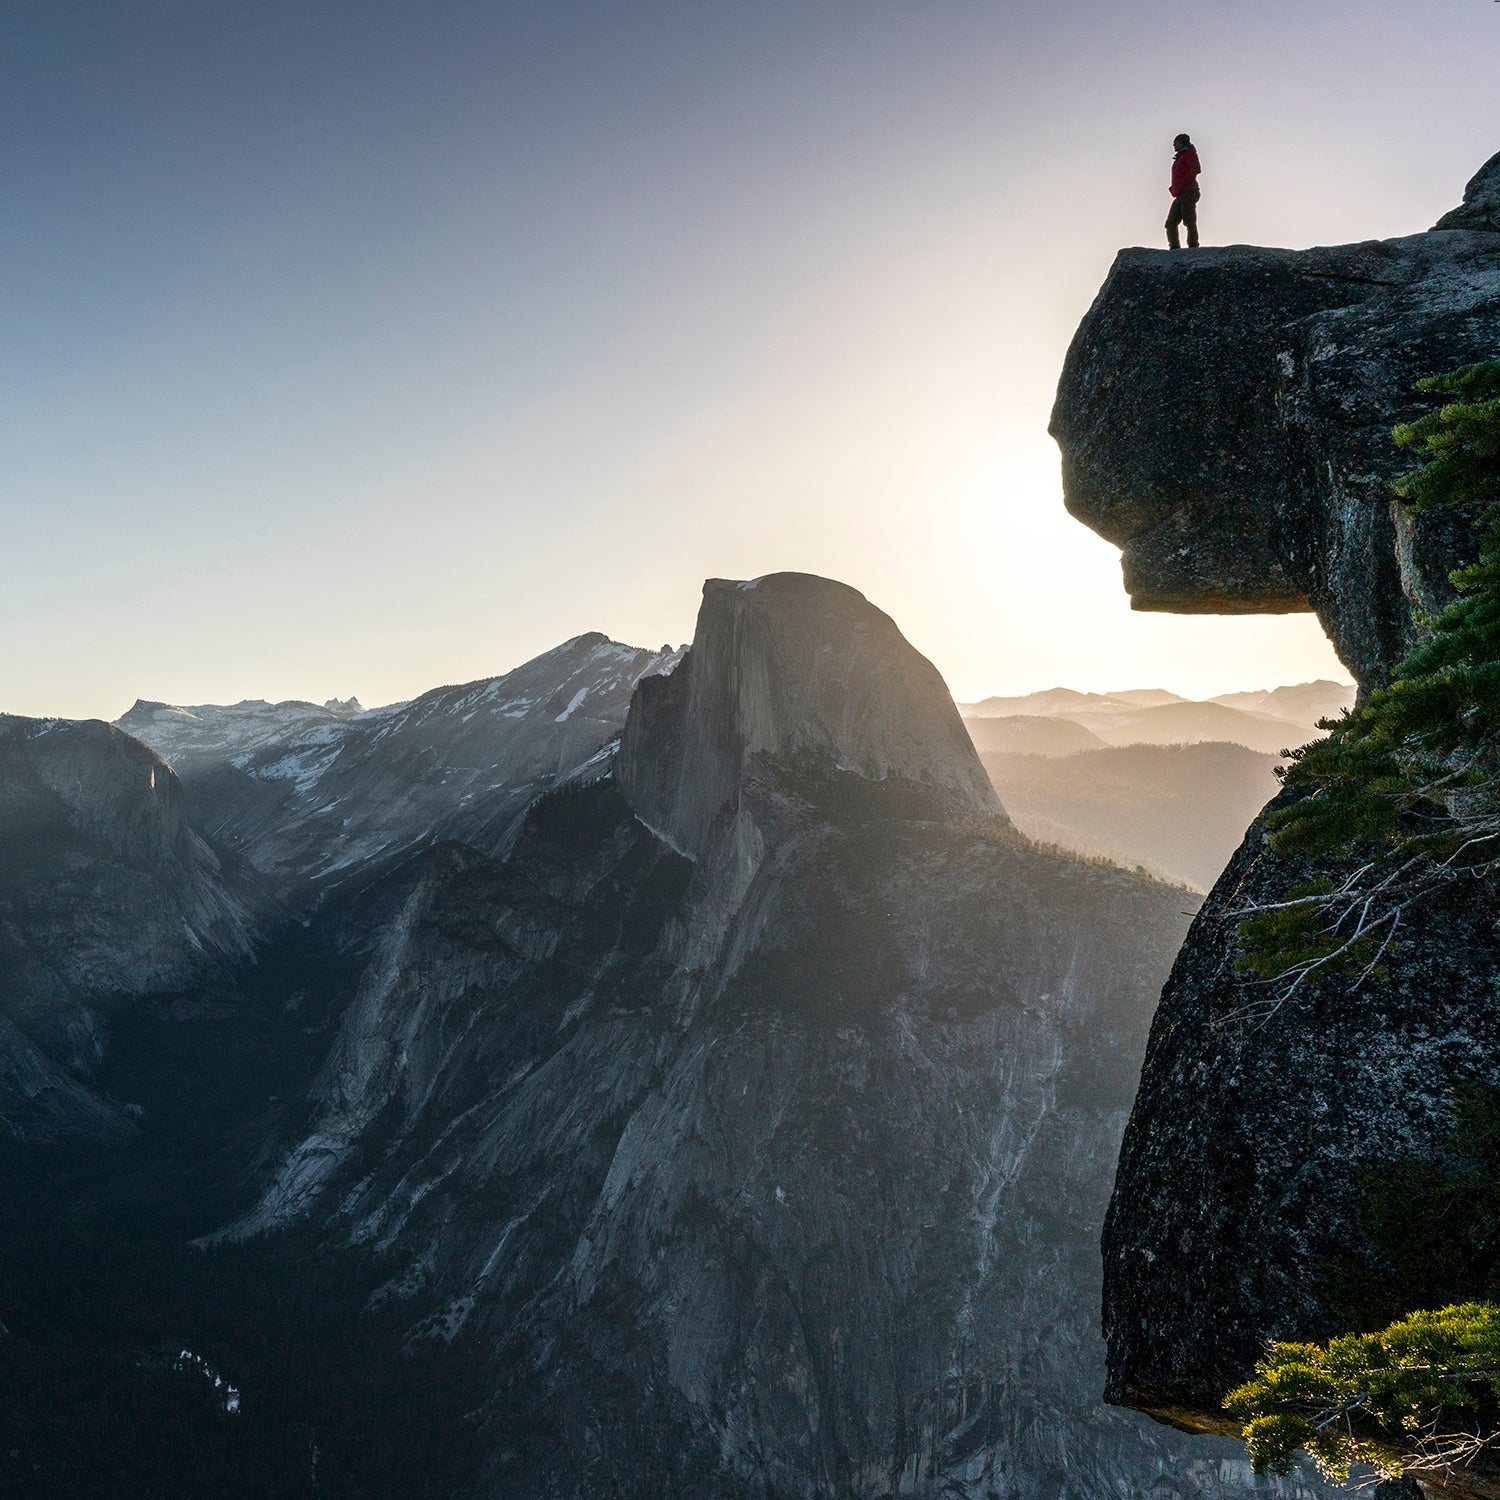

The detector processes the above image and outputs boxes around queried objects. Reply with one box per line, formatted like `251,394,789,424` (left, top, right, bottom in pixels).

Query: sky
3,0,1497,720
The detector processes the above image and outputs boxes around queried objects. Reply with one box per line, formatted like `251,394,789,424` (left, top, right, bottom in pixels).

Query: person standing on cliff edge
1166,133,1201,249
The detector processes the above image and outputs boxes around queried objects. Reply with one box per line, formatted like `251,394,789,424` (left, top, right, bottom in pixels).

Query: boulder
1051,213,1500,687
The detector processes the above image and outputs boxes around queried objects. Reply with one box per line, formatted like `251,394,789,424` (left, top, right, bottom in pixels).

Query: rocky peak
216,570,1269,1499
115,696,347,766
0,715,262,961
3,715,189,869
1050,156,1500,688
1433,149,1500,233
617,572,1005,857
113,636,681,907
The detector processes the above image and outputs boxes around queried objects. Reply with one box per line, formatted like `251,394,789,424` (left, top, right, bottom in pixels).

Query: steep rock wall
619,573,1003,857
235,573,1333,1498
1051,154,1500,1428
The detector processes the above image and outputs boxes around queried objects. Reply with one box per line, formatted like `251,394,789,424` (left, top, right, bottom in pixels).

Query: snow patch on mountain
117,635,684,906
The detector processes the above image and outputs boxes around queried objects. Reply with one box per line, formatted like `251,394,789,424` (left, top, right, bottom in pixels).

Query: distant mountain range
1205,682,1357,725
962,681,1354,891
981,742,1282,892
115,634,682,910
959,680,1354,753
965,715,1107,756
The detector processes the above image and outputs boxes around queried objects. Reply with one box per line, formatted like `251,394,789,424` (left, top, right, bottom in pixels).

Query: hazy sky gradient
4,1,1497,718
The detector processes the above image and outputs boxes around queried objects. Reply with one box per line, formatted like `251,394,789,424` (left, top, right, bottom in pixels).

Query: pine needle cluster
1224,1302,1500,1483
1235,359,1500,1001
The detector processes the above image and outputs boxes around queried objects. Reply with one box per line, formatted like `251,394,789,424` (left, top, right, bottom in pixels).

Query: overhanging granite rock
1051,157,1500,687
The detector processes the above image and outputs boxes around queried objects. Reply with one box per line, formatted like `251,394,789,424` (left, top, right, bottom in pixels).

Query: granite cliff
0,715,263,1143
1,574,1345,1494
1051,151,1500,1436
218,573,1327,1497
1052,149,1500,689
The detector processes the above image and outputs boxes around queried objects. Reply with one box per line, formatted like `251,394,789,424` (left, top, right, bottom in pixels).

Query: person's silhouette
1166,133,1201,249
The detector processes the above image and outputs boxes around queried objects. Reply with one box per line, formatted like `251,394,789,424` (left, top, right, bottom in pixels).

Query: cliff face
1102,823,1500,1416
0,716,263,1141
228,573,1331,1498
1051,155,1500,1419
618,573,1003,857
1051,151,1500,688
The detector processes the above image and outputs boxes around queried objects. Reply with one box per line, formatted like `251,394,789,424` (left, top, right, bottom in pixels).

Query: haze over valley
1,575,1343,1496
960,682,1352,890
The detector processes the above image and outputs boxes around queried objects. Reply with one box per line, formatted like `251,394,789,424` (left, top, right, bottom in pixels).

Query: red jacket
1171,147,1201,198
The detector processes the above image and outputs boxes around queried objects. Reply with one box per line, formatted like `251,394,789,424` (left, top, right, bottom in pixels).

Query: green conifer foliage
1237,359,1500,994
1224,1302,1500,1483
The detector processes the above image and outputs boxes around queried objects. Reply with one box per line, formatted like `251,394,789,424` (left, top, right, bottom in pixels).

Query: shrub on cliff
1224,1302,1500,1483
1227,1089,1500,1484
1237,358,1500,997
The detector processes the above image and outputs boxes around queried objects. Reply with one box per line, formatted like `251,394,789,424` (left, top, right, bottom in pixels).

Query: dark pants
1166,188,1199,249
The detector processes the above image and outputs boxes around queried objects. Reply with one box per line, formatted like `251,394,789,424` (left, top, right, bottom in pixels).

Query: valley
0,576,1335,1498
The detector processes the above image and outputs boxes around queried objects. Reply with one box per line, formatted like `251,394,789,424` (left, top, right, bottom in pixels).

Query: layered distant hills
959,680,1352,751
963,681,1354,890
979,742,1280,892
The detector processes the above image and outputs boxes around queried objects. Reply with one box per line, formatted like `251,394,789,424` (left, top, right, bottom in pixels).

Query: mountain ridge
199,571,1317,1497
116,633,683,908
